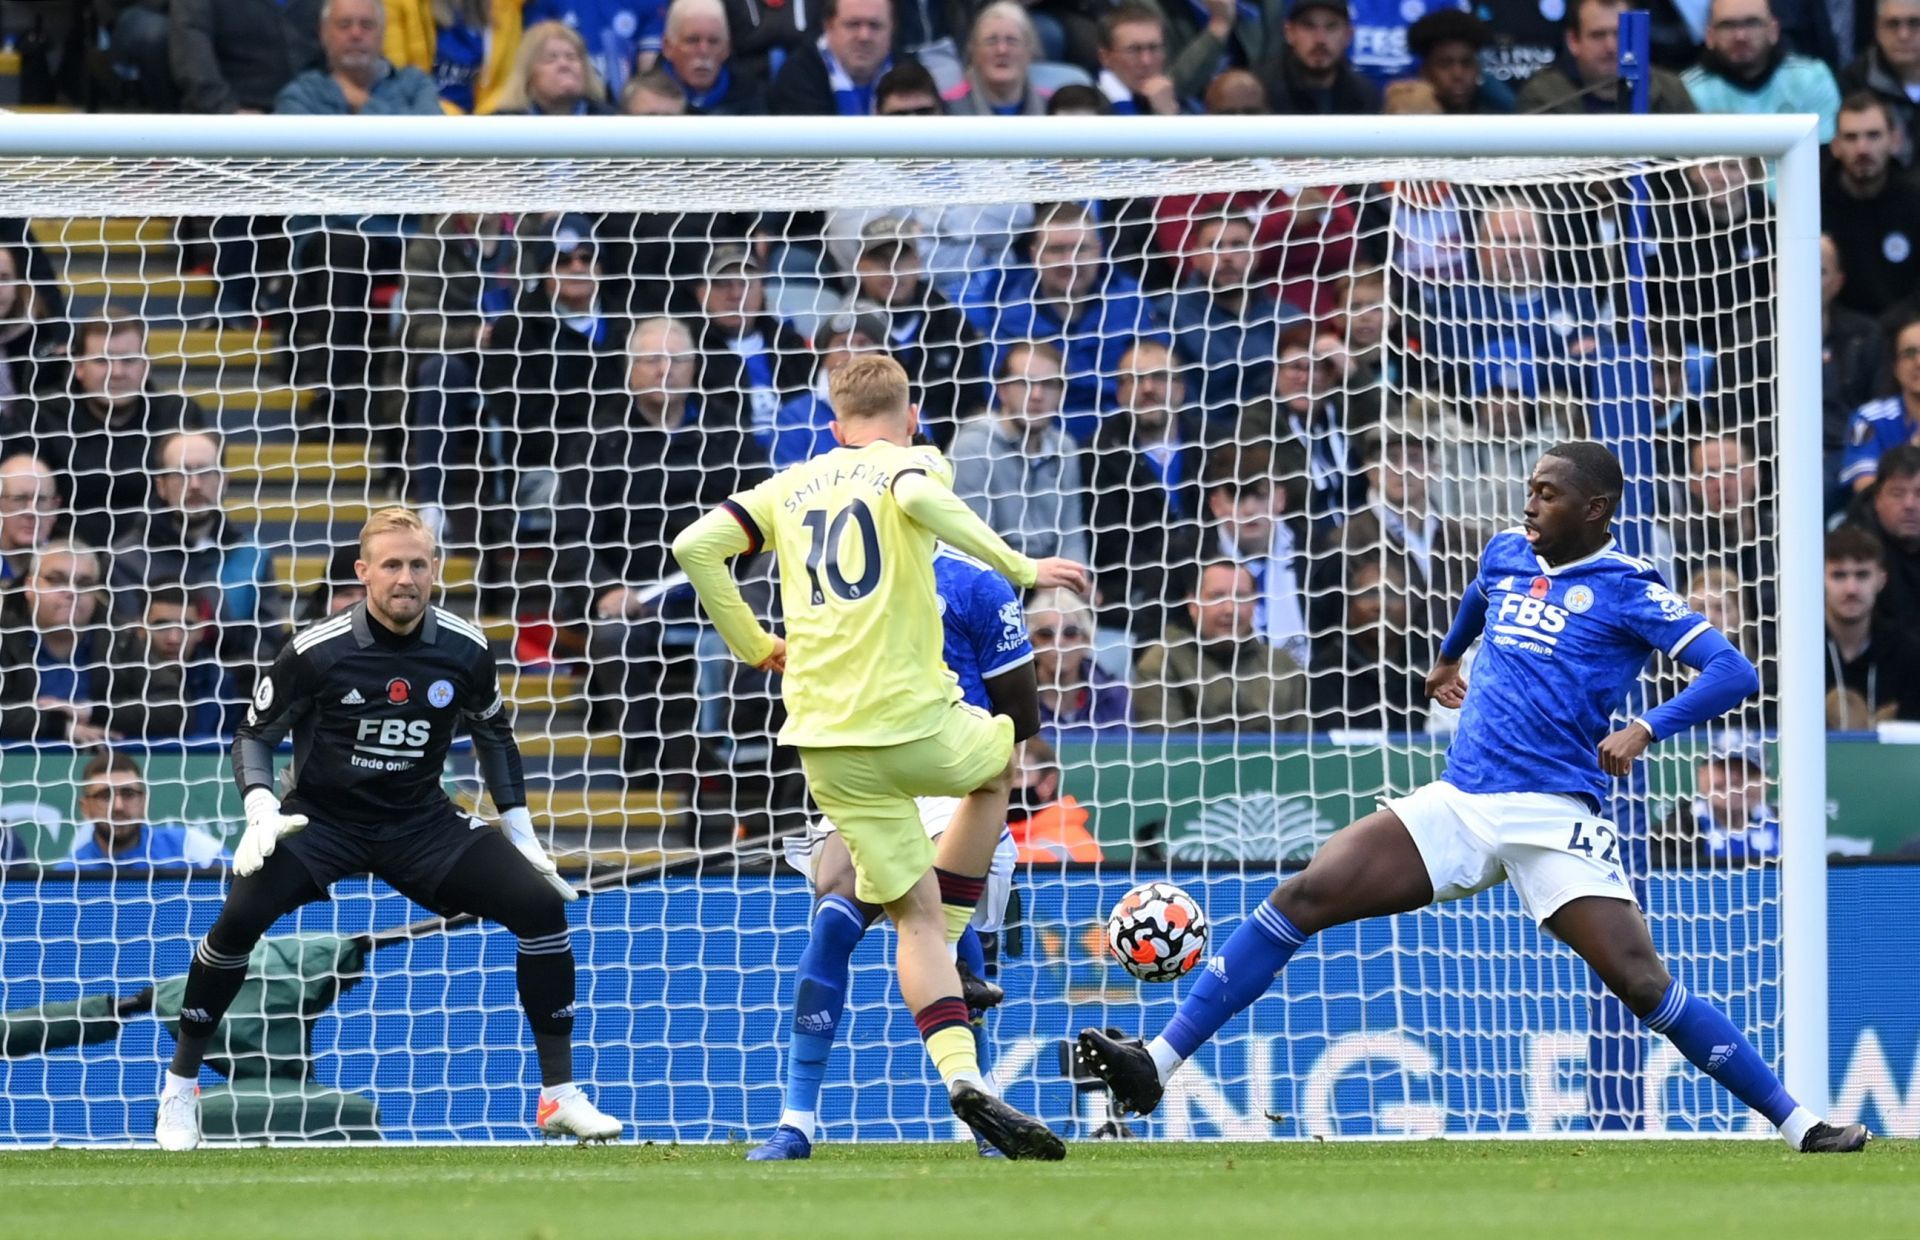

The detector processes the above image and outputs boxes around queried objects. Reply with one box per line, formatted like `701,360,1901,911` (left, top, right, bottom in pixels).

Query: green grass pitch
0,1140,1911,1240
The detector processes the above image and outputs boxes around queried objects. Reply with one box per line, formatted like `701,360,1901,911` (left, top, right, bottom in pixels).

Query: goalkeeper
673,355,1086,1160
154,507,619,1151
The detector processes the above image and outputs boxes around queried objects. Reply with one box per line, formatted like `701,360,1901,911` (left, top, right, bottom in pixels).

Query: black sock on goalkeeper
168,938,254,1078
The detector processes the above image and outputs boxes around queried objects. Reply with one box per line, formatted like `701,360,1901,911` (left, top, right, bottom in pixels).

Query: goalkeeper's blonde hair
359,505,438,559
829,354,911,422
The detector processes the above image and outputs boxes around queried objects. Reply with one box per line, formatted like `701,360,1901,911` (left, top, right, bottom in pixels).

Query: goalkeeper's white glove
233,788,309,877
500,806,577,902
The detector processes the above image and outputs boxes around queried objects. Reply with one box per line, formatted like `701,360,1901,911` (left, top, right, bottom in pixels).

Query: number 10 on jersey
800,500,882,606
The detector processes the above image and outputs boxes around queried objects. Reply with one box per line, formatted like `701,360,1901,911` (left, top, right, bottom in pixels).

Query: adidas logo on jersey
341,688,365,705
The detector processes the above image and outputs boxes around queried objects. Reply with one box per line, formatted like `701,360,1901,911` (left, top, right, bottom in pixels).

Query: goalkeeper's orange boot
536,1087,621,1142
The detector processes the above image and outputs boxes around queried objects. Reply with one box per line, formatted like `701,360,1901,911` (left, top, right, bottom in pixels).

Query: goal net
0,118,1818,1144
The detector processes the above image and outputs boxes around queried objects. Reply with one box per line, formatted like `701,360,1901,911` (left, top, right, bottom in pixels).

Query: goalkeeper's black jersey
231,602,525,831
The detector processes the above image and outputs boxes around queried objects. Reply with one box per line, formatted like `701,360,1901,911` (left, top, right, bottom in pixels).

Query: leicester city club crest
428,679,455,708
1565,585,1595,614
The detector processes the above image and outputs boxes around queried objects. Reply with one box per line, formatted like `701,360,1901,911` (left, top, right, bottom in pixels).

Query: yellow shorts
798,702,1014,905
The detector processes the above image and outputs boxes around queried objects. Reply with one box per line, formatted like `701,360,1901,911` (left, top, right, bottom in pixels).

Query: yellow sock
924,1025,980,1086
943,901,973,943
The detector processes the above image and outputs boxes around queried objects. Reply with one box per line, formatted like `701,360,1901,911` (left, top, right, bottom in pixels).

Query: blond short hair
359,506,437,559
829,354,911,421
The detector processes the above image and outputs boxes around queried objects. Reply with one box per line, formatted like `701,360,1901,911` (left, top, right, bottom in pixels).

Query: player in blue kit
1079,442,1871,1153
749,543,1041,1161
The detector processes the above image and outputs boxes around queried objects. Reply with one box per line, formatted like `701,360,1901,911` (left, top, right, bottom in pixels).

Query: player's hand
1598,723,1654,777
1203,0,1237,34
500,806,578,902
755,636,787,674
1032,557,1091,597
234,788,309,877
1424,659,1468,710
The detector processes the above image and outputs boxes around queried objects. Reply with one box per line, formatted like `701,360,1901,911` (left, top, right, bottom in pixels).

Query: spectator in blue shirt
1165,211,1307,418
274,0,444,114
1652,741,1780,869
1094,3,1182,114
766,0,904,115
1417,194,1604,394
659,0,766,113
761,312,889,466
1842,318,1920,492
961,200,1168,443
62,753,228,872
0,542,113,747
693,244,812,439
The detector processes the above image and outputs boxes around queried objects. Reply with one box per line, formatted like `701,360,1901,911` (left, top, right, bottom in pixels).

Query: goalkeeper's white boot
155,1087,202,1152
536,1086,621,1142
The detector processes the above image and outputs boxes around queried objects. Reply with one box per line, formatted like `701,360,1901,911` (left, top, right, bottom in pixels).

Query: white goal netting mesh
0,146,1785,1143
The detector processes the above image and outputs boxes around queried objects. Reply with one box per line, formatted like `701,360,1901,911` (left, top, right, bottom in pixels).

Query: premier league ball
1105,881,1208,983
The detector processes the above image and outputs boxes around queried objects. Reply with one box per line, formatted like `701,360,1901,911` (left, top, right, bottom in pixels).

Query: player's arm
463,655,576,901
228,642,318,875
1599,627,1760,775
893,469,1088,594
671,500,783,671
1598,578,1762,775
1424,575,1492,709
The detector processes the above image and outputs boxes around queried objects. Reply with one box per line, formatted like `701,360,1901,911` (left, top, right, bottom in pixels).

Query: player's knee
206,905,275,958
1604,952,1673,1018
973,751,1016,797
502,885,569,942
1272,871,1332,932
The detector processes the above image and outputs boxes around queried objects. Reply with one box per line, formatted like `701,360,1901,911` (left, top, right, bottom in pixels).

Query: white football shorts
1385,779,1636,924
781,795,1018,934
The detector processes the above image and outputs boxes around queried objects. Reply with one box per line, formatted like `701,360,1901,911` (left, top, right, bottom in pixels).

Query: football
1105,881,1209,983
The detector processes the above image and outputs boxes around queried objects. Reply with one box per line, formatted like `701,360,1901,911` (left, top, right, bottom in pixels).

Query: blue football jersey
934,544,1033,711
1445,531,1713,803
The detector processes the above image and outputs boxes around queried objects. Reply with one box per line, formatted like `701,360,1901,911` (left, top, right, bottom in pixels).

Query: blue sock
1161,899,1307,1061
781,894,868,1132
955,925,993,1079
1642,979,1797,1125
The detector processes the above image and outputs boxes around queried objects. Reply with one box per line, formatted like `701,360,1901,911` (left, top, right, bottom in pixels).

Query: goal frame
0,111,1829,1120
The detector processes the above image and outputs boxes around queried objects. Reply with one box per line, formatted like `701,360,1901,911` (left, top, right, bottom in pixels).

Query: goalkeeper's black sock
168,938,254,1077
516,932,578,1087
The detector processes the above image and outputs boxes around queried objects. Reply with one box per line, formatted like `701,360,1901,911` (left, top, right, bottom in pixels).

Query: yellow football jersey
726,440,962,748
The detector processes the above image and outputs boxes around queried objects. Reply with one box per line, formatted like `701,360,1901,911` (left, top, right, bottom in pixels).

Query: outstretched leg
752,833,880,1160
1081,810,1434,1115
433,831,619,1141
1549,895,1868,1153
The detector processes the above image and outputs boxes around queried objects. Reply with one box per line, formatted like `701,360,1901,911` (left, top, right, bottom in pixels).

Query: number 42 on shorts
1567,820,1619,863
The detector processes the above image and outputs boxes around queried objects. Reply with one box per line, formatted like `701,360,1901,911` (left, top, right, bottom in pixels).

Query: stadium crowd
0,0,1917,872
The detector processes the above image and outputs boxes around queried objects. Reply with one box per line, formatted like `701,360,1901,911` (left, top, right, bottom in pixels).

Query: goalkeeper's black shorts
277,806,492,913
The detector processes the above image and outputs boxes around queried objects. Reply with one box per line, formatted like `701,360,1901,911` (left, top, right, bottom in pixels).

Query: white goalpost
0,113,1824,1142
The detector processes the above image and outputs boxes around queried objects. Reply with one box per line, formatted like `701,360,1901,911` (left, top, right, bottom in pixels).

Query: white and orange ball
1105,881,1208,983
